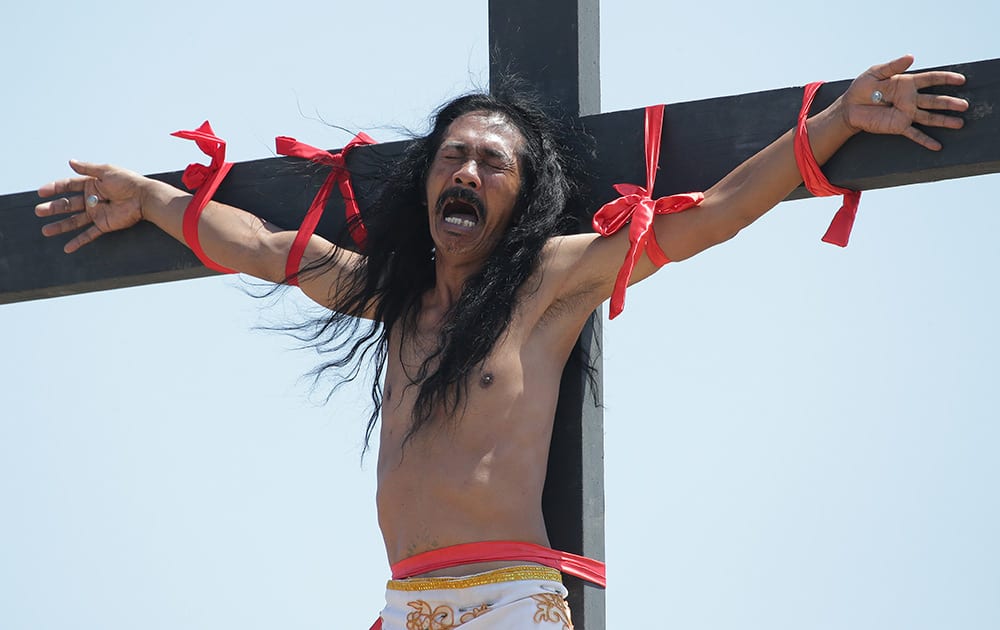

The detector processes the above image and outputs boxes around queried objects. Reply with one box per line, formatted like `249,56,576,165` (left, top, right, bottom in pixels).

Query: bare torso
364,108,658,578
375,244,598,576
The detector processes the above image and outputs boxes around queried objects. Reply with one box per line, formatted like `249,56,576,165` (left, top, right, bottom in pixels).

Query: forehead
439,111,525,156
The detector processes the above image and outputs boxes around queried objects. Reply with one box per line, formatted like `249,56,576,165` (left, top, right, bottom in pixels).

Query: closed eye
489,160,514,170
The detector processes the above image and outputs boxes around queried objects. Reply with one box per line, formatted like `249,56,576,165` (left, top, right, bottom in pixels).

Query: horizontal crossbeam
2,58,996,305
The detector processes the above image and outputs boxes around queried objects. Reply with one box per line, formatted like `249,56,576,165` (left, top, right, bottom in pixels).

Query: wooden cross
2,1,998,627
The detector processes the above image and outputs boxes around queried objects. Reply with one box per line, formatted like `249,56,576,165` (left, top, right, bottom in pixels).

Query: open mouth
436,187,484,230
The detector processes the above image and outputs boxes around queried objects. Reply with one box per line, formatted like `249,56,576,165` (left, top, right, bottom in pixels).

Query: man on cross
34,56,966,629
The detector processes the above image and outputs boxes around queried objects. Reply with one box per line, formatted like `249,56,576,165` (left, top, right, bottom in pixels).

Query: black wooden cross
2,1,998,627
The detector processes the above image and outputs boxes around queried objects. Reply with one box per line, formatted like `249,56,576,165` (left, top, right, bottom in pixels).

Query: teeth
444,216,477,228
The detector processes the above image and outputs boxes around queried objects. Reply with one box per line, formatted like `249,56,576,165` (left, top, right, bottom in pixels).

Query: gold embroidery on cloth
396,566,570,628
459,603,491,623
531,593,574,629
405,600,456,630
388,565,561,591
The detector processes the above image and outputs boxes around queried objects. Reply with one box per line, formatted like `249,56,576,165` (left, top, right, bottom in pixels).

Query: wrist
139,177,187,224
793,84,863,248
805,97,860,165
830,95,863,138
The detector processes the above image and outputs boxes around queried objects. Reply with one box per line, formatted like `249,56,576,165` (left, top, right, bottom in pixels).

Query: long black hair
293,80,593,451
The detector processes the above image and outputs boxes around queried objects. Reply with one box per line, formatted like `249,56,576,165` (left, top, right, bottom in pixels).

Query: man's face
425,111,525,265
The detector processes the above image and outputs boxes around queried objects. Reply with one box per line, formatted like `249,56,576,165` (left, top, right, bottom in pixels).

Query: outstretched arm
34,161,361,309
651,55,968,263
550,55,969,315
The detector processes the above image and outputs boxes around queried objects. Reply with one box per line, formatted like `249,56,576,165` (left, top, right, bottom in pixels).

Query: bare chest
381,323,524,432
379,312,566,450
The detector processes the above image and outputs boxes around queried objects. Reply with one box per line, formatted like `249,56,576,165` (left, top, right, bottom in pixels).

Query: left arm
549,55,968,312
652,54,967,263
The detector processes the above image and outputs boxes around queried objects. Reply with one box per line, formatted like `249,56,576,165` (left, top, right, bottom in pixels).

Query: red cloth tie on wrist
274,132,375,285
794,81,862,247
171,121,237,274
592,104,704,319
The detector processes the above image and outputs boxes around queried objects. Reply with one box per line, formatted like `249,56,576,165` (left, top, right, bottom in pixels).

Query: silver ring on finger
85,194,101,209
871,90,890,106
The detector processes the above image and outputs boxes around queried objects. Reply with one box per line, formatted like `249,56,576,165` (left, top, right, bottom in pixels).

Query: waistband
389,541,606,588
387,565,562,592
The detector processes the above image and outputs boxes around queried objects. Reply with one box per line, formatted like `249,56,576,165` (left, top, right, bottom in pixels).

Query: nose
453,159,480,189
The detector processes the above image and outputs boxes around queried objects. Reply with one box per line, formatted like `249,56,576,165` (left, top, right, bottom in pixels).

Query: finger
916,93,970,112
41,212,93,237
913,71,966,90
35,195,84,217
37,176,89,198
64,225,105,254
903,126,942,151
869,54,915,81
913,109,965,130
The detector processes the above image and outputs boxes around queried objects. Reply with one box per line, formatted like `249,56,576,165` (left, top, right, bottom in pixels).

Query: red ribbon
592,104,704,319
794,81,862,247
275,132,375,285
171,121,236,274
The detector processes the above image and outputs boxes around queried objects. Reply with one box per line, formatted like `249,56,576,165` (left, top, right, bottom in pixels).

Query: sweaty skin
34,56,968,579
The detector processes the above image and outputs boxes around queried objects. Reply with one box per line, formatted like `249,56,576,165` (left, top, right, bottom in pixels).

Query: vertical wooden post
488,0,600,117
489,2,606,627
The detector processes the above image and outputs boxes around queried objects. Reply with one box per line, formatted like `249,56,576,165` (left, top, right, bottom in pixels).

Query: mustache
435,186,485,216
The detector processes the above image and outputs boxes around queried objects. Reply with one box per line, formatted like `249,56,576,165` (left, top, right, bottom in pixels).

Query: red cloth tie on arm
592,104,704,319
170,121,237,274
794,81,862,247
274,133,375,285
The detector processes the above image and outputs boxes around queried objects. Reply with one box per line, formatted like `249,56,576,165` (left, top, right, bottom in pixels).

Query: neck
428,253,486,312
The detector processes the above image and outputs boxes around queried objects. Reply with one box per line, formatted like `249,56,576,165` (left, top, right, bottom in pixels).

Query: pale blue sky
2,1,998,628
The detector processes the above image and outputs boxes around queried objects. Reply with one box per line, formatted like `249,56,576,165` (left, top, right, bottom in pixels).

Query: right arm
35,160,363,310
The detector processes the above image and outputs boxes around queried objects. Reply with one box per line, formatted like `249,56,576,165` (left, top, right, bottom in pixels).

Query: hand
35,160,147,253
841,55,968,151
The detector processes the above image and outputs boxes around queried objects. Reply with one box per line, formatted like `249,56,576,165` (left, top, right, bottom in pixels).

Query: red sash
370,541,606,629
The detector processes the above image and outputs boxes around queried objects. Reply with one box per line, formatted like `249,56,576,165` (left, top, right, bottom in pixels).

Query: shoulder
511,233,620,337
533,230,659,313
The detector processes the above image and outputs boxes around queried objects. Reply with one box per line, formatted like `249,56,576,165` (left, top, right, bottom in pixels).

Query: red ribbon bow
171,121,236,274
794,81,862,247
592,104,704,319
275,132,375,284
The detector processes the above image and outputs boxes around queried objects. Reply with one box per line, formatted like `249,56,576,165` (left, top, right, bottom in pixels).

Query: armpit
537,278,604,328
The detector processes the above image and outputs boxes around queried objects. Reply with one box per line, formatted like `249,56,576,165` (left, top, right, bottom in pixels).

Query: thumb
870,54,915,80
68,159,109,178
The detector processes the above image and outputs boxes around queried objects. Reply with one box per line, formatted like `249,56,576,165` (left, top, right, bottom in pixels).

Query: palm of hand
840,55,967,151
87,171,144,233
36,161,147,253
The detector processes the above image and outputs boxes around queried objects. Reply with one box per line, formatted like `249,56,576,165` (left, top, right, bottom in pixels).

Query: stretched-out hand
35,160,147,253
841,55,968,150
